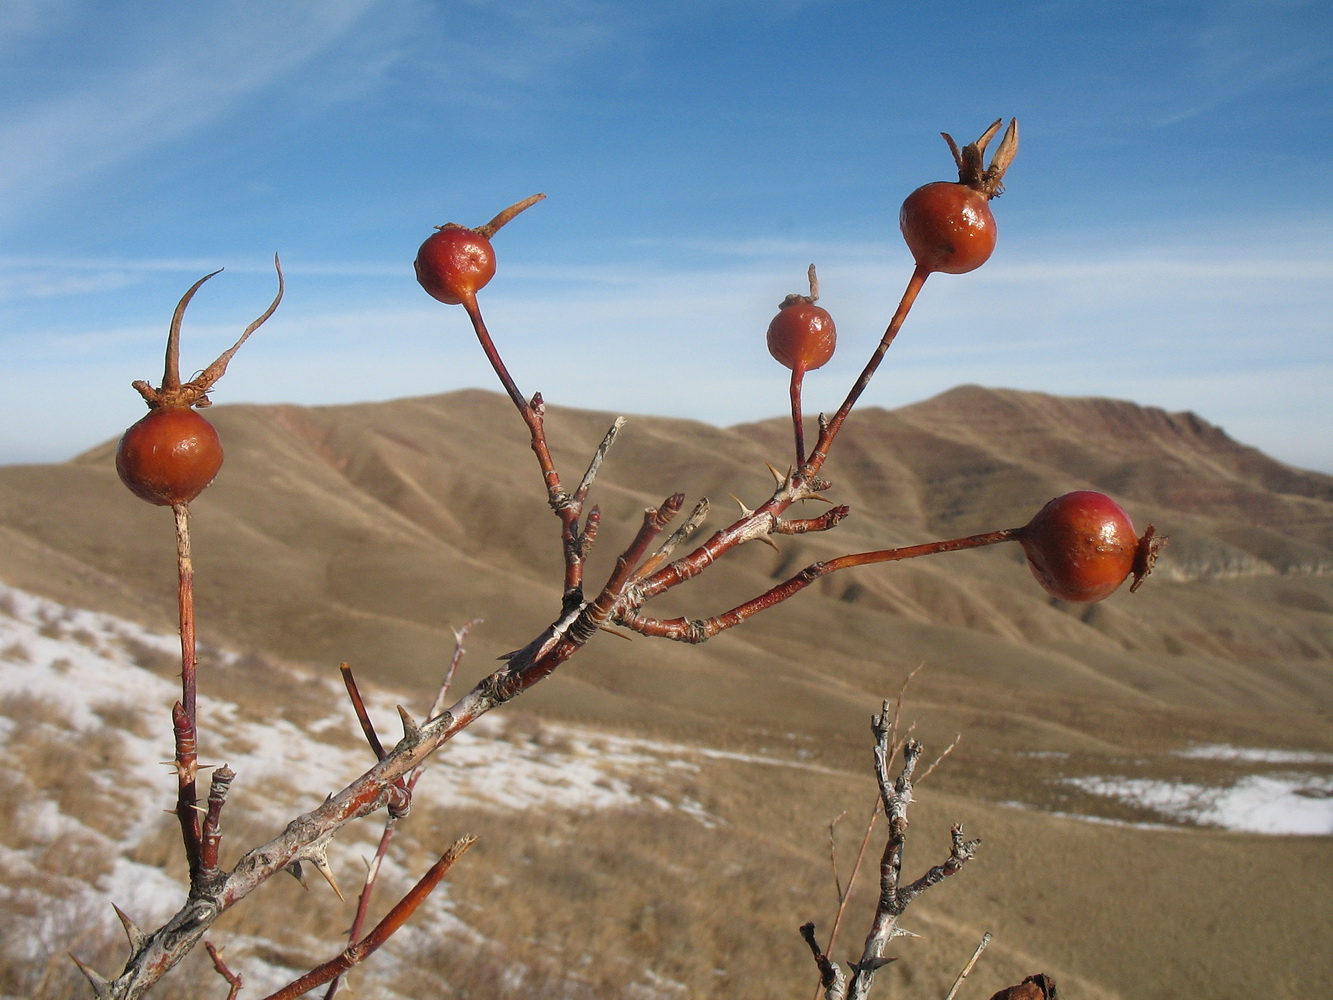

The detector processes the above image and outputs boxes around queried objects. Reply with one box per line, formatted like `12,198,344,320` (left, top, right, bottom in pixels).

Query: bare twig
805,265,929,475
573,417,626,506
620,528,1019,643
944,932,992,1000
816,669,916,997
774,505,852,535
198,766,236,882
170,503,202,878
805,710,979,1000
340,663,387,760
205,942,242,1000
919,734,962,785
827,810,849,900
800,923,847,1000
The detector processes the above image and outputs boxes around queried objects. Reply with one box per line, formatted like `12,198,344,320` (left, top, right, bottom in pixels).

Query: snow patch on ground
0,582,819,995
1066,771,1333,836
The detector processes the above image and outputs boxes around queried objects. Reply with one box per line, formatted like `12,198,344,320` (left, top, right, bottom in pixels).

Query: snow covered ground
0,582,814,996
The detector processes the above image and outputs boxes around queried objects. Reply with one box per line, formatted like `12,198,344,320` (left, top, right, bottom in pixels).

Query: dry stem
803,710,979,1000
170,503,202,877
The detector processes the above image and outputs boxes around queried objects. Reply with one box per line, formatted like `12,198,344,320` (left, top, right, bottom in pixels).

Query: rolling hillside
0,385,1330,998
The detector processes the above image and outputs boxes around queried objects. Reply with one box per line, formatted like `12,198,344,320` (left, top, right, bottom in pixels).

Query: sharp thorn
70,955,113,998
285,860,309,889
759,535,781,553
729,494,754,517
596,625,634,642
112,903,149,953
397,705,422,741
764,461,786,486
309,853,346,902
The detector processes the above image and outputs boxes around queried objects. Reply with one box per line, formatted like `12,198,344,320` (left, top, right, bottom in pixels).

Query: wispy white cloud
1153,0,1331,126
0,1,398,229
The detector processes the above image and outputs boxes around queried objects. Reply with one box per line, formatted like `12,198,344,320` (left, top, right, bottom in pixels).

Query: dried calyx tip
1129,525,1167,592
943,118,1018,198
476,192,546,238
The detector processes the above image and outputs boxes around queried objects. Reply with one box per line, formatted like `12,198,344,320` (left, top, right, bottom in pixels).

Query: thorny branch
262,836,477,1000
324,621,480,999
89,255,975,996
87,125,1053,996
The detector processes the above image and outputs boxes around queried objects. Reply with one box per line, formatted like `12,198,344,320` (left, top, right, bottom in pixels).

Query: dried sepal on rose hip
414,193,545,306
1017,490,1165,603
899,118,1018,275
767,264,836,467
115,257,283,506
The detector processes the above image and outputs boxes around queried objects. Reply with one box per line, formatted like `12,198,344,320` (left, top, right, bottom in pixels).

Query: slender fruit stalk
767,264,836,467
171,503,201,872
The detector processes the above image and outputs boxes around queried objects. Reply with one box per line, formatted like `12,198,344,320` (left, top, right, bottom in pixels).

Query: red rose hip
767,294,836,373
1019,491,1162,603
899,119,1017,276
415,193,545,306
900,181,997,275
414,225,497,305
116,406,224,506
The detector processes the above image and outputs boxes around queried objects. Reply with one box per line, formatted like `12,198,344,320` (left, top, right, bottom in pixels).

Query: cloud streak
0,1,390,230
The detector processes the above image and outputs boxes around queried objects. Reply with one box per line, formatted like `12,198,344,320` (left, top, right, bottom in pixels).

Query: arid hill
1,384,1330,999
1,384,1328,760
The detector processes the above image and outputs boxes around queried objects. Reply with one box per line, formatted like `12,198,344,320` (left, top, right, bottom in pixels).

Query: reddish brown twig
205,942,242,1000
261,836,476,1000
621,527,1020,642
774,506,852,535
459,294,626,604
169,700,201,879
198,765,235,882
807,263,929,478
340,663,387,761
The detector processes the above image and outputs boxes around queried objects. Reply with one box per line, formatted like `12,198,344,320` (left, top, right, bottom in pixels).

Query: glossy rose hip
414,225,497,305
898,119,1017,276
116,406,224,506
1019,491,1146,603
767,298,836,373
899,182,997,274
415,194,545,306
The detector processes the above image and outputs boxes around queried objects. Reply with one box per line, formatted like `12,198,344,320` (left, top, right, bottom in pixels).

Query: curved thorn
308,851,345,902
397,705,421,742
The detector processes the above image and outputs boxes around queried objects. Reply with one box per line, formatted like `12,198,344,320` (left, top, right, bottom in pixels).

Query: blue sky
1,1,1330,473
